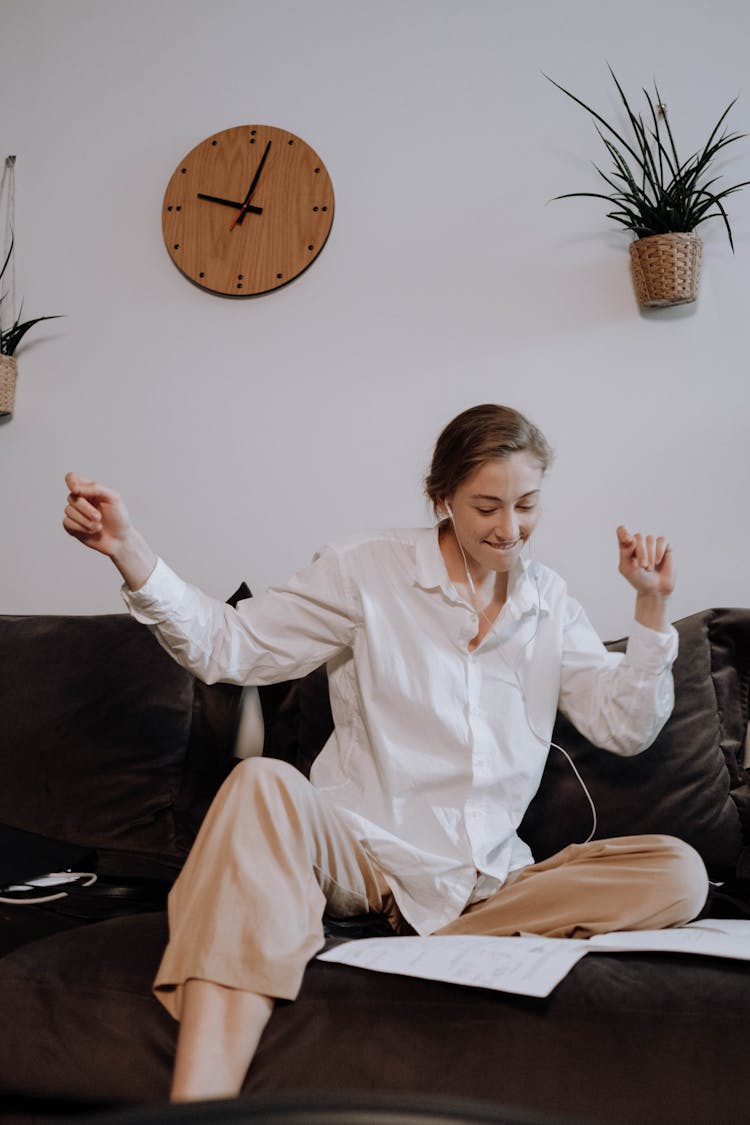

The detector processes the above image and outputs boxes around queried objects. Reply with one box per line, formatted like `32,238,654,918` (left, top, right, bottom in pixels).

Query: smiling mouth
484,539,520,551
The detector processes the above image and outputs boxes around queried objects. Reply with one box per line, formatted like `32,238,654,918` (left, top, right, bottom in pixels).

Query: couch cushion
0,912,174,1104
0,610,244,881
250,945,750,1125
0,911,749,1124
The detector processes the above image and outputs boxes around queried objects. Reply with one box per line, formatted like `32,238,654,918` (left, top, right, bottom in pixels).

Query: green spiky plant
0,236,60,356
545,67,750,249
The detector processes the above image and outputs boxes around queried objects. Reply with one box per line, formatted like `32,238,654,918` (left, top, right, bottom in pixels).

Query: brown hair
424,404,553,514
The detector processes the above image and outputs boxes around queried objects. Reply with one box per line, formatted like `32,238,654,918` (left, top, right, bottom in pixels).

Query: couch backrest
0,613,242,880
4,605,748,891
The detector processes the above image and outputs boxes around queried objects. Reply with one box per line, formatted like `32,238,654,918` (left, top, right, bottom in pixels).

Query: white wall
2,0,749,639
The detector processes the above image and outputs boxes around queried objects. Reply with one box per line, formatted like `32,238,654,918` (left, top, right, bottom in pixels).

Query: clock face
162,125,334,296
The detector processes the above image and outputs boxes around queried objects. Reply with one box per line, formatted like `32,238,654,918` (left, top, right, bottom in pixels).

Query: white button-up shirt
123,527,677,935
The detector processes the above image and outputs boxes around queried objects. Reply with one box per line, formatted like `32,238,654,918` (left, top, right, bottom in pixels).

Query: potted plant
0,235,60,417
546,67,750,307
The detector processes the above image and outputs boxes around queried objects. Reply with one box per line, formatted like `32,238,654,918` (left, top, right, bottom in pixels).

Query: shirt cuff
120,556,188,622
624,618,678,672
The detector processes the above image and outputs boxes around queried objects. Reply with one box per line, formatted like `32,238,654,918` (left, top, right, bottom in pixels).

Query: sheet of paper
319,920,750,999
588,918,750,961
318,934,588,998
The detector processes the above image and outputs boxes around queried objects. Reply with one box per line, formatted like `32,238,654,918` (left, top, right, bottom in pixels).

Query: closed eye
476,504,536,515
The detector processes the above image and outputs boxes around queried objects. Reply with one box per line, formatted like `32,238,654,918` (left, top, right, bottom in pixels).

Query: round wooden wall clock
162,125,334,296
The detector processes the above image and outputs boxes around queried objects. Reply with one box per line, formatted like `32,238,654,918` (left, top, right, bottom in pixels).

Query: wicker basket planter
629,231,702,309
0,355,16,417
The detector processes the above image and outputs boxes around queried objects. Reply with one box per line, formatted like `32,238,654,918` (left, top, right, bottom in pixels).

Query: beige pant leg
437,834,709,939
154,758,390,1019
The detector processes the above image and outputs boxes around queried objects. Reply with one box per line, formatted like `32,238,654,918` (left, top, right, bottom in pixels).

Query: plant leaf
606,66,664,191
548,68,748,249
1,315,62,357
543,72,645,167
0,236,13,284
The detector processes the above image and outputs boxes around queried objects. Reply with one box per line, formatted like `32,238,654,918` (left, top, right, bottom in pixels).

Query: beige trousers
154,757,709,1020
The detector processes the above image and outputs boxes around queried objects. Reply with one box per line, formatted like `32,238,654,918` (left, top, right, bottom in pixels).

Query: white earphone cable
443,503,598,844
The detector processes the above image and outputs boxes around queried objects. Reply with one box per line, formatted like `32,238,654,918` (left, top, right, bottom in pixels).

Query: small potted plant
546,67,750,307
0,235,60,417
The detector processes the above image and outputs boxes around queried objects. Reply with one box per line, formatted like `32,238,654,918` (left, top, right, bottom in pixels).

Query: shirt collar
414,526,448,591
507,556,550,620
414,525,549,619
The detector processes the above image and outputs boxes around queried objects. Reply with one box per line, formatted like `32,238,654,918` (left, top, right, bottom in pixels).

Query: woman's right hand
63,473,157,589
63,473,132,556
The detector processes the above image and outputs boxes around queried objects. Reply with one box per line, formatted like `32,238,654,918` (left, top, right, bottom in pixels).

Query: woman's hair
424,404,553,514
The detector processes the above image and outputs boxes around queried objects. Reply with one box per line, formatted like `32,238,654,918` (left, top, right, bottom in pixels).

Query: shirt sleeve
557,597,678,757
121,548,359,686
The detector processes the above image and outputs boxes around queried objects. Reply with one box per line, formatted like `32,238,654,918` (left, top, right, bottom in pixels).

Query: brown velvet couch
0,600,749,1124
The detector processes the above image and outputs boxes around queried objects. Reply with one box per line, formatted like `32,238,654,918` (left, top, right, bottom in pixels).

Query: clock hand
230,140,272,231
197,193,263,215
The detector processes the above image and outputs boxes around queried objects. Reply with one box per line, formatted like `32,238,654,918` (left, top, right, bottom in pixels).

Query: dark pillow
258,679,310,772
0,593,248,881
519,608,750,885
260,664,332,778
0,613,194,877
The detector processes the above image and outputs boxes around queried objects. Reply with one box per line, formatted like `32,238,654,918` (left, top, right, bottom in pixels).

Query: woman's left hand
616,525,676,599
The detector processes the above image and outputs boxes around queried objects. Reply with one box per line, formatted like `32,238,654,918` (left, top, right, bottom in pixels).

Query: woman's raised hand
616,525,675,598
63,473,133,557
616,525,675,632
63,473,157,590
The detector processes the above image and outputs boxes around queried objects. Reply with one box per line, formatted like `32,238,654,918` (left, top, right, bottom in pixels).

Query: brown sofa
0,600,749,1124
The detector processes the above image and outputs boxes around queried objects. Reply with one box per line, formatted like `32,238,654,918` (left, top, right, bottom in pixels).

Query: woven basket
629,231,702,308
0,355,16,416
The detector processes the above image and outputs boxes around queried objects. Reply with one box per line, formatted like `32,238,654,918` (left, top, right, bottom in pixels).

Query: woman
63,404,708,1102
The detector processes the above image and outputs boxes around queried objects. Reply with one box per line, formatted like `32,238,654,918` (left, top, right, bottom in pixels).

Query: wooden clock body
162,125,334,295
